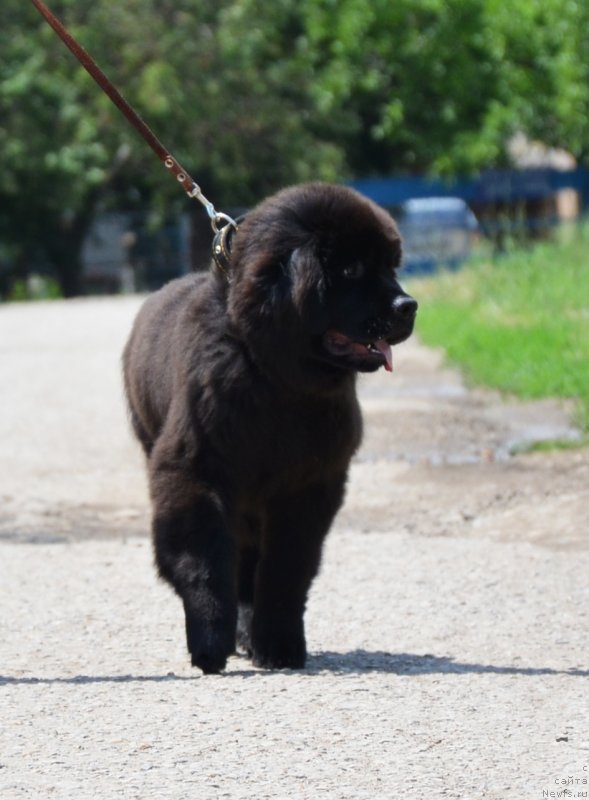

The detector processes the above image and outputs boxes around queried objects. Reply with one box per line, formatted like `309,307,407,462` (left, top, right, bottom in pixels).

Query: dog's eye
342,262,365,280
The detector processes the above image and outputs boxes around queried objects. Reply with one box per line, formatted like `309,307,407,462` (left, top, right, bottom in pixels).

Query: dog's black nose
392,294,418,320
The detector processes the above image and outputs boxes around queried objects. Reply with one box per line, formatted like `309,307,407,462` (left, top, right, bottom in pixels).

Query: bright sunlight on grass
408,228,589,433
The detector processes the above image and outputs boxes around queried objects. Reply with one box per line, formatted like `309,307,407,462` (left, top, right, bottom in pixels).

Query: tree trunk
47,148,132,297
47,213,92,298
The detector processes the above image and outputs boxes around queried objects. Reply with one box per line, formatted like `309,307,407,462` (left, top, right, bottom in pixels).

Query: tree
223,0,589,174
0,1,149,295
482,0,589,162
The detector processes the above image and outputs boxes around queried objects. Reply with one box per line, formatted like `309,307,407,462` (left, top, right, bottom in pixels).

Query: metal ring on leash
211,212,238,233
212,214,245,283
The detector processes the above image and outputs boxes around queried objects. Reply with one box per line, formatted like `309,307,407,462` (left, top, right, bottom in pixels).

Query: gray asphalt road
1,296,588,799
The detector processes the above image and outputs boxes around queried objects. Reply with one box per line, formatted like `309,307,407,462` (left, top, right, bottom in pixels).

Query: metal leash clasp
187,181,237,233
189,181,239,281
186,180,237,233
163,156,239,281
163,156,237,233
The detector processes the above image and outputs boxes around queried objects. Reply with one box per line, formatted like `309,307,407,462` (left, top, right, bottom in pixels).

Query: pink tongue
374,340,393,372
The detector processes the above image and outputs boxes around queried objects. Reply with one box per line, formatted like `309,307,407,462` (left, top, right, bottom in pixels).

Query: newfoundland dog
123,183,417,673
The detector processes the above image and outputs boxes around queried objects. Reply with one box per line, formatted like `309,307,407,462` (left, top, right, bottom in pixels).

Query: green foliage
296,0,507,175
411,230,589,432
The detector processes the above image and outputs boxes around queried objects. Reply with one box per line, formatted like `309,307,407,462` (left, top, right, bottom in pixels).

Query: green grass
407,229,589,434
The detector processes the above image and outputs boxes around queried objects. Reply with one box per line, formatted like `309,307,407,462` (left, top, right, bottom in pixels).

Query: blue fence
351,167,589,273
351,167,589,207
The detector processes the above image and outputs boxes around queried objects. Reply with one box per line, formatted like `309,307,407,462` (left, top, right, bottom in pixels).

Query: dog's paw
190,648,229,675
186,616,235,675
250,629,307,670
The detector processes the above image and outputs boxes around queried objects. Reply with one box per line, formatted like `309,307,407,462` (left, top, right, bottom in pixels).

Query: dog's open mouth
322,330,393,372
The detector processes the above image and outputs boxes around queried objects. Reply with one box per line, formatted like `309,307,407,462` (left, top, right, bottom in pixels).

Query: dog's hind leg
236,541,259,656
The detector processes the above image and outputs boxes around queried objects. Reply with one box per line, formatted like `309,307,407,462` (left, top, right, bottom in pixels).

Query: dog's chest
211,387,362,491
274,396,360,470
265,409,359,494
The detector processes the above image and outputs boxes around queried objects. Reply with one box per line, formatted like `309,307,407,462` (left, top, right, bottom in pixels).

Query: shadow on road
2,651,587,685
305,650,589,677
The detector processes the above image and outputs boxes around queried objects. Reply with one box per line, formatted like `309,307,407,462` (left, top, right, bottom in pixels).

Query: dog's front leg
149,454,236,674
251,476,346,669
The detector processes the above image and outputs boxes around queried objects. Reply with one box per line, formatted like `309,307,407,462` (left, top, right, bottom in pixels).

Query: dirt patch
349,345,588,550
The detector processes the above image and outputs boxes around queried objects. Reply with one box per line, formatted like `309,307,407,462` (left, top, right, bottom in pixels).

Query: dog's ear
228,245,322,337
287,247,329,331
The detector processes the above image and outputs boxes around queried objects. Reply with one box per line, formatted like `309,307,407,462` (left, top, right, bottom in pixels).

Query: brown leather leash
31,0,237,252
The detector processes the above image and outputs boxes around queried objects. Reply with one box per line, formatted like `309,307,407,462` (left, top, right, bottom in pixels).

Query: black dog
123,183,417,673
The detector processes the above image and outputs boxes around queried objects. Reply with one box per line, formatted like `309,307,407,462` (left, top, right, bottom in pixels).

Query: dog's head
227,183,417,384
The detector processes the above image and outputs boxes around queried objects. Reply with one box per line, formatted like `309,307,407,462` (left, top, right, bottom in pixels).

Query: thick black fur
123,183,417,673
